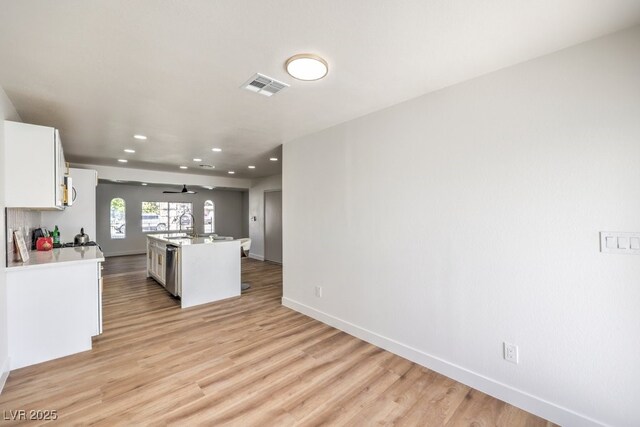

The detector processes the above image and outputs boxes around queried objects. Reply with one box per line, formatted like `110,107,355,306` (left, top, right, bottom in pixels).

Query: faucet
179,212,196,237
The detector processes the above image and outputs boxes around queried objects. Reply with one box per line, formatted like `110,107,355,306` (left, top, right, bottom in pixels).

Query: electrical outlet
315,286,323,298
504,342,518,364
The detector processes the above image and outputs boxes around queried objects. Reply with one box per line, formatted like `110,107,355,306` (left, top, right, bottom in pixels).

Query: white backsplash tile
6,208,42,260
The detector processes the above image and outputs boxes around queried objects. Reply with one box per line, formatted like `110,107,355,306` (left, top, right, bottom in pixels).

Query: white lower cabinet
148,241,167,286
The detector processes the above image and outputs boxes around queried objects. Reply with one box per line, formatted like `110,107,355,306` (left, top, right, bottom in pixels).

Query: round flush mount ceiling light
285,54,328,81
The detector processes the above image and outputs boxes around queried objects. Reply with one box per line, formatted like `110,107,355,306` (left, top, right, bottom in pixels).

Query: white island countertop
6,246,105,271
147,233,235,246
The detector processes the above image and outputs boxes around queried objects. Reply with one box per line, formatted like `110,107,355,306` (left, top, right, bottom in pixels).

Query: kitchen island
146,234,240,309
5,246,105,369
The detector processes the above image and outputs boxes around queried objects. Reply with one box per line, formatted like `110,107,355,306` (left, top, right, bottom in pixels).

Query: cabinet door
152,247,159,277
4,121,60,209
147,244,153,275
158,252,165,283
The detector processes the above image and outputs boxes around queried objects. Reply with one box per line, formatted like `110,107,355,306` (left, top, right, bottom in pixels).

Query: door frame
263,189,282,264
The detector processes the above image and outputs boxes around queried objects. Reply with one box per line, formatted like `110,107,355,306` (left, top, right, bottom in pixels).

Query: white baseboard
0,357,10,395
248,253,264,261
105,250,146,257
282,297,605,427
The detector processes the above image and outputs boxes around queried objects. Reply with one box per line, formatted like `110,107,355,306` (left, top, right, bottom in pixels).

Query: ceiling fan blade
163,184,196,194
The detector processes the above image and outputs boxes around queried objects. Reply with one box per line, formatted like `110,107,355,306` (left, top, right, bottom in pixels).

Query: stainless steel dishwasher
165,244,179,297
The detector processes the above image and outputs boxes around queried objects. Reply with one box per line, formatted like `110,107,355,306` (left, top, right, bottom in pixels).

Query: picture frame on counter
14,231,29,262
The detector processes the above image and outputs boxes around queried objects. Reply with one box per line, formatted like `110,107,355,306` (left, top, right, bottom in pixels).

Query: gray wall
283,26,640,426
241,191,249,238
0,85,20,386
97,183,248,256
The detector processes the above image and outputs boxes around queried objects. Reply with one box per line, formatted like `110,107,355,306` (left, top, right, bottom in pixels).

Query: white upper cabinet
4,121,66,209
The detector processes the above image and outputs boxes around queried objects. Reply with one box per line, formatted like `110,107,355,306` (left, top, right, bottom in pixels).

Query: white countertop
6,246,105,271
147,233,235,246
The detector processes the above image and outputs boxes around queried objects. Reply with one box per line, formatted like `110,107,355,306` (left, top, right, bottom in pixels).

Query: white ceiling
1,1,639,179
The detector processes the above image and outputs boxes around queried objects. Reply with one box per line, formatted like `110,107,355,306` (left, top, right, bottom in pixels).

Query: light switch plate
600,232,640,255
618,237,630,249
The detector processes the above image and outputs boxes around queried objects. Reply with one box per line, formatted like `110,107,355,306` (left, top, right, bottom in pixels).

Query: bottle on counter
52,225,60,245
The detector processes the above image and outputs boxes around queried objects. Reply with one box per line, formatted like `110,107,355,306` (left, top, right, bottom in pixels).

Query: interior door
264,190,282,263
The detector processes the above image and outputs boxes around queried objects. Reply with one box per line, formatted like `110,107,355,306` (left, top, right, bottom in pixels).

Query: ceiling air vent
199,164,215,169
241,73,289,97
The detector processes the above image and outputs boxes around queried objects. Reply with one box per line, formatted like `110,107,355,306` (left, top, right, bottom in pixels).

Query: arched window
110,198,126,239
204,200,215,233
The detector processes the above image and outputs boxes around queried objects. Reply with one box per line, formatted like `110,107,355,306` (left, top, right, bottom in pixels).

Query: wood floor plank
0,255,556,426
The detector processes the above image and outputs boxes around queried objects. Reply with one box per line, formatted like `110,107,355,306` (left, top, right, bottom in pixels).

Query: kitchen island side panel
180,240,240,309
6,262,99,369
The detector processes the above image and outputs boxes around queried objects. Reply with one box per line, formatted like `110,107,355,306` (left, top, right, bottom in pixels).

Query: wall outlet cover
504,342,519,364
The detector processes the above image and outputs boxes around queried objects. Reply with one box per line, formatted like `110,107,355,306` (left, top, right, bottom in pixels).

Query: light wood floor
0,255,555,426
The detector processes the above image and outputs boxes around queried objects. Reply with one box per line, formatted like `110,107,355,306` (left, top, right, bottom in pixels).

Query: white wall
0,86,20,392
248,174,282,260
96,183,247,256
283,26,640,427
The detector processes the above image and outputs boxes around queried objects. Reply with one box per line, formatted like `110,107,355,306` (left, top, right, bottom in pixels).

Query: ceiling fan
162,184,197,194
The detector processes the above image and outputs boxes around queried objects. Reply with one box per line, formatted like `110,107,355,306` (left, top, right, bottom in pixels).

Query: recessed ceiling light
228,171,235,174
202,186,214,190
270,157,278,161
141,183,148,186
118,159,128,163
248,165,256,169
286,54,328,81
193,158,202,162
133,134,147,140
124,149,136,153
212,148,222,152
179,166,188,169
